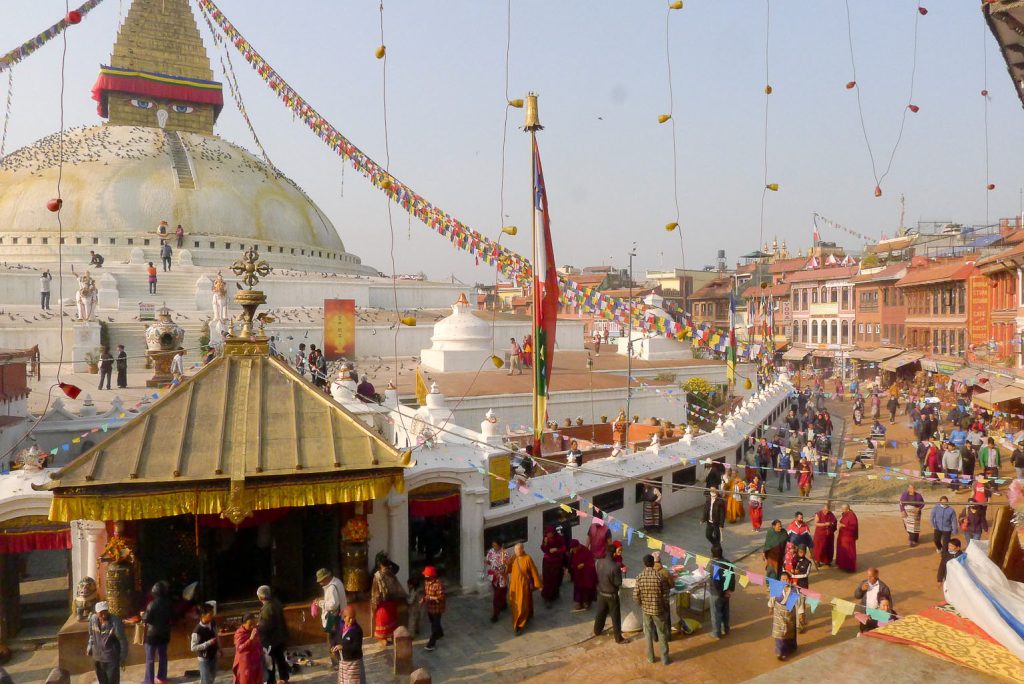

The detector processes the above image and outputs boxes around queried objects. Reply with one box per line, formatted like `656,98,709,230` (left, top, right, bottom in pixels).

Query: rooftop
690,278,734,300
768,256,811,274
851,262,910,284
896,261,976,287
784,265,859,284
741,282,791,298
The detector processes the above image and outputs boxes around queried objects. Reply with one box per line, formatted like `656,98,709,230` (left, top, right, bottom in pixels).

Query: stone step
164,130,196,190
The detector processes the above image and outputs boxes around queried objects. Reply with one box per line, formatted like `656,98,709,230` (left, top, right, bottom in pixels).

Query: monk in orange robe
508,543,543,635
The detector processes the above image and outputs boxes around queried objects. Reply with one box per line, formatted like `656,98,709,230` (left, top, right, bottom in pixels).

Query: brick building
851,262,909,349
788,265,858,371
896,260,976,366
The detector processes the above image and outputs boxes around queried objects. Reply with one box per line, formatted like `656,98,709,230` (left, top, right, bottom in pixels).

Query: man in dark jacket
708,545,736,638
853,567,894,633
257,585,290,683
98,346,114,390
701,487,726,547
142,581,173,684
593,550,625,643
115,344,128,389
87,601,128,684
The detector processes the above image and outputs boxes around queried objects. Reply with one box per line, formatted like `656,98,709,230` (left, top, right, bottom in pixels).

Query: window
801,320,807,341
830,320,838,342
484,517,528,550
875,324,880,335
812,320,819,342
543,502,579,530
842,288,849,308
841,320,849,344
858,323,864,334
831,288,838,303
812,289,818,304
592,488,625,512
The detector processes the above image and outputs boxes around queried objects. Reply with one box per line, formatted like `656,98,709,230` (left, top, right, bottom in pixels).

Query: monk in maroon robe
569,540,597,611
540,526,565,607
812,503,837,569
835,504,859,572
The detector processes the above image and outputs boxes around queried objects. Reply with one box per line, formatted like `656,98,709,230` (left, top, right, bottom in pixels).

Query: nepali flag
532,137,558,456
727,292,737,385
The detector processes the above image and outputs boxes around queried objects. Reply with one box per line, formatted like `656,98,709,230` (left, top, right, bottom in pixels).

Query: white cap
94,601,109,613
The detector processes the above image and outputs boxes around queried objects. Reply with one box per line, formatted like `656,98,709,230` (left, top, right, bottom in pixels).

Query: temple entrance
408,483,461,585
0,550,69,645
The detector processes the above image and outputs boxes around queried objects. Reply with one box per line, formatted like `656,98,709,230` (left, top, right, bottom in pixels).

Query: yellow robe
726,477,745,523
508,553,543,629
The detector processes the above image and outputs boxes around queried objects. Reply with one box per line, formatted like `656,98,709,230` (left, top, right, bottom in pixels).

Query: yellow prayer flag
414,367,428,406
738,573,750,588
832,598,856,615
647,536,663,550
559,504,574,514
694,554,710,568
71,437,81,444
831,607,848,635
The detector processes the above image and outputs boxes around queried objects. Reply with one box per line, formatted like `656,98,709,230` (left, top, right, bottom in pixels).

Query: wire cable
758,0,771,248
0,69,12,158
983,20,991,227
664,6,684,269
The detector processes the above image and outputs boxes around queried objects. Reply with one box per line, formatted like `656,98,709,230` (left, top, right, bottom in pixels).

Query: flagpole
525,93,543,455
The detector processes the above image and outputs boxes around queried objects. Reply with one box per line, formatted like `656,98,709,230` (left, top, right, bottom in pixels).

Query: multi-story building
851,262,909,350
973,243,1023,368
788,265,858,372
688,277,734,329
646,267,730,313
896,259,975,369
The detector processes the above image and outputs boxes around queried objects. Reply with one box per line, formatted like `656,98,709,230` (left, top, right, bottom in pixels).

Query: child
937,538,963,587
190,602,219,684
406,576,424,636
421,566,446,651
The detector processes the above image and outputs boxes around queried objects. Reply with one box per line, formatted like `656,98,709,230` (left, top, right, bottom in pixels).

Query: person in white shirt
40,270,52,310
316,568,347,664
170,350,185,380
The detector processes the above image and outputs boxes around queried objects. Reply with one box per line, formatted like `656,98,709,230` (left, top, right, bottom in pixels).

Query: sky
3,0,1023,283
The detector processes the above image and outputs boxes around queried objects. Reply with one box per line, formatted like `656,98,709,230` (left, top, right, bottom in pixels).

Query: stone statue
211,271,228,321
75,272,97,321
74,577,99,621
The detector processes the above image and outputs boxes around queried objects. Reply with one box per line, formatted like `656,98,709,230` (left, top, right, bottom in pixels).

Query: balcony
808,301,840,316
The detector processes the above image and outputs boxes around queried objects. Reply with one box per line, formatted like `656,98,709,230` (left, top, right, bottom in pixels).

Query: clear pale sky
3,1,1023,282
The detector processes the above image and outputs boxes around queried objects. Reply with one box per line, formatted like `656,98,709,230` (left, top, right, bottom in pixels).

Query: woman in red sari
540,526,565,608
747,476,766,530
232,613,262,684
370,559,402,642
811,503,837,569
569,540,597,611
835,504,859,572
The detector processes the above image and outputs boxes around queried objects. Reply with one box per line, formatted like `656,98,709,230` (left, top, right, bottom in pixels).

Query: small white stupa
420,293,497,372
615,294,693,360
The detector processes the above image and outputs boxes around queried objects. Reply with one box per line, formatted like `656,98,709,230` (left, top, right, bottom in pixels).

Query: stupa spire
92,0,223,135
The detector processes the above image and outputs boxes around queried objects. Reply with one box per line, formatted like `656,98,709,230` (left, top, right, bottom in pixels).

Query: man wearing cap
421,566,446,651
87,601,128,684
257,585,290,683
315,568,347,664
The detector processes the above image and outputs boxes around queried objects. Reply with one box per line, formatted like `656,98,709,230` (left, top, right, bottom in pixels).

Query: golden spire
524,92,543,131
224,247,273,353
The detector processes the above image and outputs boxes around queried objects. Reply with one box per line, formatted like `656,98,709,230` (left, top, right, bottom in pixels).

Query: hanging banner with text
323,299,356,361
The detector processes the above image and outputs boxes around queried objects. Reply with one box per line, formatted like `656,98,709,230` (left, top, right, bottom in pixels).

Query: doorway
407,483,461,585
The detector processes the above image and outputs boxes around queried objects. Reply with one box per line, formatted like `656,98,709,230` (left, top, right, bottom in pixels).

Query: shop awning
782,348,811,361
850,347,903,362
972,384,1024,409
880,351,924,372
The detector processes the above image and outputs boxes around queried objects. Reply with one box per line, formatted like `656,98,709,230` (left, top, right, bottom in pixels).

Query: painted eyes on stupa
130,98,155,110
172,105,195,114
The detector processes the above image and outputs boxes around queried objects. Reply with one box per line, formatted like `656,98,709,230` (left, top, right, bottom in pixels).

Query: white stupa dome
420,293,496,372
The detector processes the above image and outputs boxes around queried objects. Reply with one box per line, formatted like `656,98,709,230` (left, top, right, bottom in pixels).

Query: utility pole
625,242,637,435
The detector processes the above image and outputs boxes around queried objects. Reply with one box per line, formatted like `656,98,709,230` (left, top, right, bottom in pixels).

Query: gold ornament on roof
231,245,272,289
229,246,273,341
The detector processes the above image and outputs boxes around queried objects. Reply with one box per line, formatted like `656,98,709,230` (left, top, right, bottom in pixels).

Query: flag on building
532,137,558,455
415,366,429,405
727,292,737,384
813,222,821,244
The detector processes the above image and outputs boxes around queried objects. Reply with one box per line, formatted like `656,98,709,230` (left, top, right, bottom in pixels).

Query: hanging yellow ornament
764,85,773,95
658,114,672,124
375,45,386,59
766,183,779,191
491,355,505,369
400,316,417,326
669,0,684,9
508,99,524,108
501,225,518,236
380,178,393,191
665,222,679,232
744,377,753,390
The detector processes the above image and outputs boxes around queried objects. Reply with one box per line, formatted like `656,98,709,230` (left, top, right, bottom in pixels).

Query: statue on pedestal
211,272,228,322
75,272,97,321
74,577,99,621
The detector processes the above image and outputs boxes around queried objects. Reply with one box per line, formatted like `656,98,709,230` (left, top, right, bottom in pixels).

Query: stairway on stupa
112,270,200,313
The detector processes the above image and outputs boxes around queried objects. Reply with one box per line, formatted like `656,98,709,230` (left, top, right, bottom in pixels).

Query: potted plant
84,350,100,374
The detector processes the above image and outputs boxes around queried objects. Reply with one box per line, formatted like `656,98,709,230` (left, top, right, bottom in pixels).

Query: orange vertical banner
322,299,355,360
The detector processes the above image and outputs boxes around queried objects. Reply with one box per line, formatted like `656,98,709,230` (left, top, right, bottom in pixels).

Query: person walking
315,568,347,664
421,566,446,651
899,484,925,547
709,545,736,639
635,554,671,665
257,585,290,683
777,447,792,492
232,613,263,684
747,475,766,531
160,240,173,271
887,394,899,424
507,337,523,375
1012,439,1024,482
170,350,185,381
141,581,172,684
930,496,958,554
979,437,1002,492
593,548,625,643
370,557,403,643
190,603,219,684
812,503,836,569
959,500,988,545
768,571,798,660
569,540,597,611
539,526,565,607
332,605,365,684
115,344,128,389
937,538,964,587
175,224,185,249
508,543,543,635
40,269,52,310
701,487,726,546
485,539,512,622
86,601,128,684
147,262,158,295
763,519,788,580
98,346,114,390
835,504,859,572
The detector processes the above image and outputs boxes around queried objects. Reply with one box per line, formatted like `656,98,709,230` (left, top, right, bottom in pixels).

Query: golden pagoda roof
40,345,410,522
111,0,214,82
